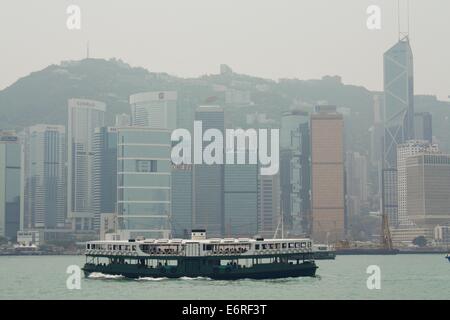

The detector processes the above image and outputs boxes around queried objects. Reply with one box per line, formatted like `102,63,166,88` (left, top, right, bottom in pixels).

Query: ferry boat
313,244,336,260
82,230,318,280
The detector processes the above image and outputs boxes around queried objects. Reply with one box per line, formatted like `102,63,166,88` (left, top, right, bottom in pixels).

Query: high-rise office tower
0,131,23,240
92,126,118,229
382,36,415,227
193,106,225,237
406,154,450,230
224,159,258,237
414,112,432,143
397,140,439,228
67,99,106,231
280,110,311,234
257,173,280,238
383,37,415,166
310,106,345,243
116,127,172,239
370,94,384,166
171,164,193,238
23,125,66,229
345,152,368,217
130,91,177,129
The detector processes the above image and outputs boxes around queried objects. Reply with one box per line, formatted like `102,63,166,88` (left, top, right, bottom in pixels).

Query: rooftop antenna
398,0,410,41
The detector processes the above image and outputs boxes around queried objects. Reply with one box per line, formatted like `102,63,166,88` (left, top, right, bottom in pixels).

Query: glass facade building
224,163,258,237
0,132,23,240
67,99,106,231
23,125,66,229
382,37,415,228
117,127,172,239
257,173,280,238
193,106,225,237
280,110,311,234
92,127,118,229
383,37,415,168
171,164,193,238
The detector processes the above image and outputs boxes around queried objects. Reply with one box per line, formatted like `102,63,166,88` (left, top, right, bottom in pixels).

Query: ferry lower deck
83,253,318,280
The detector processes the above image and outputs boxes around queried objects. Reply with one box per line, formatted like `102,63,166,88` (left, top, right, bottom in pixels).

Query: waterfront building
257,173,280,238
406,153,450,230
0,131,23,241
434,225,450,245
171,164,193,238
116,127,172,239
224,159,258,237
23,125,66,229
382,36,415,228
192,106,225,237
67,99,106,231
92,127,118,229
310,106,345,243
397,140,439,228
391,227,431,246
280,110,311,234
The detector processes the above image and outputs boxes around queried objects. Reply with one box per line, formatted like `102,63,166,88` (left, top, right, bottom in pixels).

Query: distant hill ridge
1,58,449,152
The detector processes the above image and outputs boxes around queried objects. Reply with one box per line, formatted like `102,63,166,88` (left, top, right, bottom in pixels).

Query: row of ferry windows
87,244,136,251
202,242,311,251
87,242,311,251
255,242,310,250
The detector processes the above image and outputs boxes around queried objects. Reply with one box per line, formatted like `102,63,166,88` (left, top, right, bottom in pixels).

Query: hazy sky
1,0,449,99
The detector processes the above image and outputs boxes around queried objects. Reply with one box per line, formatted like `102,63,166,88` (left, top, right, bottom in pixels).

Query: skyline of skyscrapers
0,37,447,248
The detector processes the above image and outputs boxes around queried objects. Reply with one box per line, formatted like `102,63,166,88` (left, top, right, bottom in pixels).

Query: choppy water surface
0,255,448,299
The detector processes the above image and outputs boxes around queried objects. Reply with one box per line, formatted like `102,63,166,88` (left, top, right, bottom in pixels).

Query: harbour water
0,254,448,300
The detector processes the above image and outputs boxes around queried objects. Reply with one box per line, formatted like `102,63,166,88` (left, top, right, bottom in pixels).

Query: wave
179,276,212,281
135,277,169,281
87,272,124,280
135,276,212,281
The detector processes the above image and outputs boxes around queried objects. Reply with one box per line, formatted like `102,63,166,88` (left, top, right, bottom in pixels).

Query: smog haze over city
1,0,450,99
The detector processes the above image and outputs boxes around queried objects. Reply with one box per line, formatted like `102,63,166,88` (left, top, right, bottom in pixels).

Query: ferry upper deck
85,230,313,259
